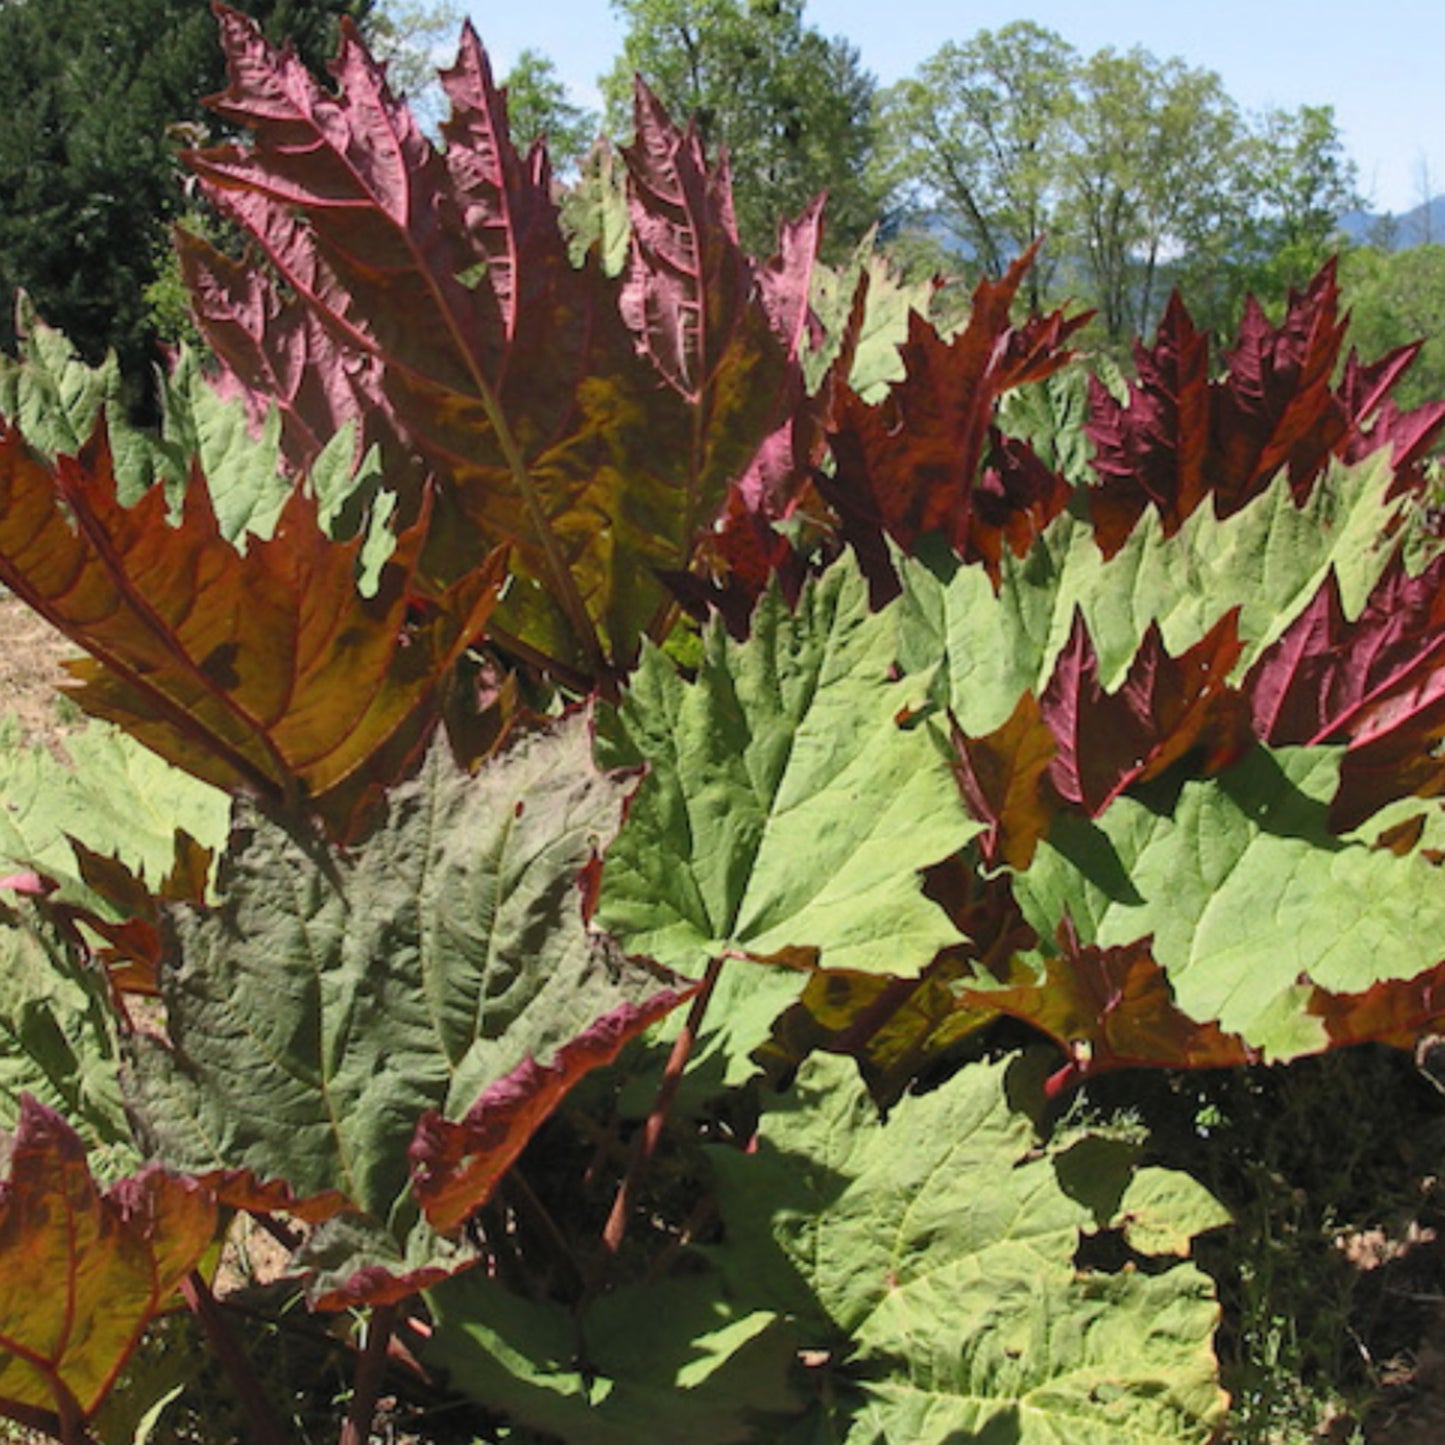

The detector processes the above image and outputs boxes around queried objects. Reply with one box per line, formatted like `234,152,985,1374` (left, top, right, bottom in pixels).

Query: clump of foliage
0,7,1444,1443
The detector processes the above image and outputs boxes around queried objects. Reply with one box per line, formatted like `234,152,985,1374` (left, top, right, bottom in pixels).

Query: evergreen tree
0,0,375,411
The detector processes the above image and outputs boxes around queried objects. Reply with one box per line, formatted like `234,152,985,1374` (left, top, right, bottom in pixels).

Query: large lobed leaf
899,453,1415,744
707,1054,1227,1443
595,560,977,1074
126,715,690,1306
0,1098,215,1429
427,1270,803,1445
0,420,501,832
425,1052,1226,1444
179,5,816,681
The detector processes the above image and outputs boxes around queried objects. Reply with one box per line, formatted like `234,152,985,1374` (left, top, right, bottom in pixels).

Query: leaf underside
126,715,687,1305
0,1098,215,1422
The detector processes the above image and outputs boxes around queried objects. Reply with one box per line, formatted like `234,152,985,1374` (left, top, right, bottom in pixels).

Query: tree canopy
503,48,600,165
875,22,1359,344
0,0,375,411
602,0,881,255
1339,244,1445,411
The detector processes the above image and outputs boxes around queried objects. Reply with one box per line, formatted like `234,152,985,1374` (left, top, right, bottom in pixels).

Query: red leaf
820,244,1086,604
1086,291,1212,554
410,985,695,1234
968,429,1073,580
957,922,1256,1097
1211,267,1349,510
1245,553,1445,829
66,833,212,996
1305,957,1445,1051
0,1099,217,1423
1041,609,1250,816
1085,263,1427,556
0,421,503,829
196,1170,350,1227
182,8,812,678
948,693,1058,870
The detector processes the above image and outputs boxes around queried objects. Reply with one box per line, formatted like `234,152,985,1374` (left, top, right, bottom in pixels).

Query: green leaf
0,308,287,530
804,237,939,400
0,905,135,1175
426,1272,805,1445
156,346,292,544
1014,746,1445,1056
902,453,1409,737
0,298,138,480
125,716,679,1304
596,561,976,1071
0,306,381,554
0,721,228,906
708,1054,1227,1443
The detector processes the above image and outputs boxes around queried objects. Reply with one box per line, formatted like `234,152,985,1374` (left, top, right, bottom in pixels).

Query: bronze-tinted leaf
821,244,1085,604
182,7,814,679
958,922,1256,1097
948,692,1058,870
0,421,503,830
0,1098,215,1423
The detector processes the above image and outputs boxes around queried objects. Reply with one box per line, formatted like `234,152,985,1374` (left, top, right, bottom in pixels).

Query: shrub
0,7,1443,1442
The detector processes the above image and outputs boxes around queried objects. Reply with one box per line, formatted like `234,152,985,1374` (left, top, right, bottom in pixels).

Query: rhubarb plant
0,6,1442,1442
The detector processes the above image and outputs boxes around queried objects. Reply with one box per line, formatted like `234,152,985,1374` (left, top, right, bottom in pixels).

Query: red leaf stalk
601,952,726,1257
180,1271,287,1445
339,1303,398,1445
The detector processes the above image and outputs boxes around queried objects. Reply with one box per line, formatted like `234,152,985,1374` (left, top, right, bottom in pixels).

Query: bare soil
0,589,77,743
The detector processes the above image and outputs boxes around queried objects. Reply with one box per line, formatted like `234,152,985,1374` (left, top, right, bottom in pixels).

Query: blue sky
460,0,1443,215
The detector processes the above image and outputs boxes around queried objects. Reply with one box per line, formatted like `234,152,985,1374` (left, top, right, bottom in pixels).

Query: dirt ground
0,588,79,743
1336,1223,1445,1444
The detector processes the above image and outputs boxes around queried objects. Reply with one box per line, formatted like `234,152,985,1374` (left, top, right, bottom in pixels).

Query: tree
1241,105,1358,314
1061,48,1242,343
874,22,1077,310
367,0,462,128
1340,244,1445,412
602,0,880,255
0,0,376,412
502,48,599,165
878,30,1357,348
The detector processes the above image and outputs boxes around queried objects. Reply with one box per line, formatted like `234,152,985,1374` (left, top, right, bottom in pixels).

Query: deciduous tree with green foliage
366,0,462,126
502,47,599,165
878,25,1358,345
602,0,880,254
873,22,1077,311
1339,243,1445,412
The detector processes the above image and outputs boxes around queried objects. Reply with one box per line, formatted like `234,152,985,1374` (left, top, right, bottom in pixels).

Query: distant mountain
1338,195,1445,249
